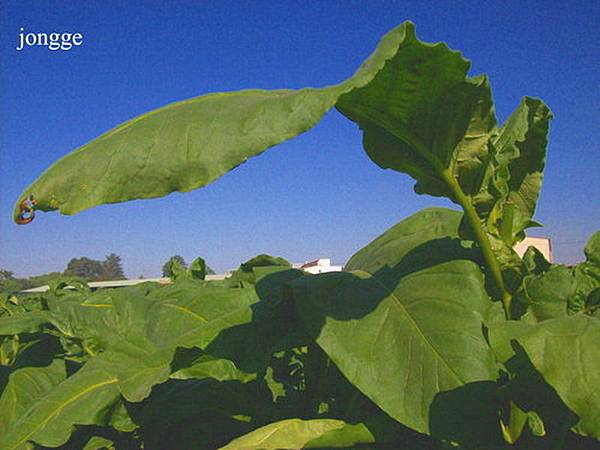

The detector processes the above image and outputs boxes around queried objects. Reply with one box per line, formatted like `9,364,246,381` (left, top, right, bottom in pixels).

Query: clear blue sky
1,1,598,278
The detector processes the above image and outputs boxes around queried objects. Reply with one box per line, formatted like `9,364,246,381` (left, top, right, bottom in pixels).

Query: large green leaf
218,418,374,450
0,311,51,335
345,207,471,274
14,22,415,220
291,209,497,436
0,359,66,437
487,320,534,364
517,315,600,439
336,31,551,248
0,362,120,449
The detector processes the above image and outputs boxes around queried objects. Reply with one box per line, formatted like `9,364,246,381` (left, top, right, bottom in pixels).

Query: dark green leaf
292,209,496,435
517,315,600,438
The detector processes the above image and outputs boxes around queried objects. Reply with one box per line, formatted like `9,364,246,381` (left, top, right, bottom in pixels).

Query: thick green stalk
442,170,512,319
371,117,514,318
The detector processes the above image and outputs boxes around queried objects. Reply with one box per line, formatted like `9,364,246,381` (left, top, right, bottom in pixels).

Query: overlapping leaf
512,231,600,320
336,30,552,251
291,208,497,436
0,362,120,449
517,315,600,439
0,265,306,447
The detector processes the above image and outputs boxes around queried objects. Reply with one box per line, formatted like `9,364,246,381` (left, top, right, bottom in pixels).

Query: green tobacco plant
6,21,598,449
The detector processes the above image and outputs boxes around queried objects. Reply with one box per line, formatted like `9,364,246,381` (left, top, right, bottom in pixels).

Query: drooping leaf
240,254,291,272
335,26,551,276
517,315,600,439
218,418,374,450
14,22,417,221
92,344,174,402
291,209,497,436
226,254,294,288
166,257,189,281
108,397,139,432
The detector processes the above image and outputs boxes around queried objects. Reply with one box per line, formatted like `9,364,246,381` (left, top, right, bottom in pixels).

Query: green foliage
64,257,104,281
162,255,187,277
218,418,375,449
0,270,35,293
292,208,498,440
163,256,211,281
62,254,126,282
6,21,599,450
101,253,125,280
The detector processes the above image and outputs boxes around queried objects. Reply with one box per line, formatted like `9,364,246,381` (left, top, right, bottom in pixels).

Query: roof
20,274,227,293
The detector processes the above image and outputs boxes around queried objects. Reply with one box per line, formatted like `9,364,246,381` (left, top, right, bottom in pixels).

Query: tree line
0,253,125,293
1,254,215,294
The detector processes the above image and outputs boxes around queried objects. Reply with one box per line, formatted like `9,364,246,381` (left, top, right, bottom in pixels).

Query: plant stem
442,170,512,319
378,121,514,318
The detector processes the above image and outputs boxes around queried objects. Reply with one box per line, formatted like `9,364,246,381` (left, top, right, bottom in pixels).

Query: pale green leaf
0,362,120,449
82,436,115,450
218,418,372,450
0,359,66,438
15,22,415,220
171,354,256,383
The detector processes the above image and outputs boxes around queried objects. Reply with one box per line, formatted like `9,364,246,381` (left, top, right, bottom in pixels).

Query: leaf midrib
7,376,118,450
354,268,467,385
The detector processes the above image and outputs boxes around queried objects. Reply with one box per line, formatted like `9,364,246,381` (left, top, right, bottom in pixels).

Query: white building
513,236,552,262
299,258,343,274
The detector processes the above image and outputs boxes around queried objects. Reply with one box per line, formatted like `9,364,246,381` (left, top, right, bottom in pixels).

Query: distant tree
162,255,186,277
206,265,216,275
0,269,15,281
0,269,14,281
64,257,104,281
0,269,32,293
102,253,125,280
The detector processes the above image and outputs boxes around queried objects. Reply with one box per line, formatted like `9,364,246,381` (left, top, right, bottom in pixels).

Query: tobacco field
2,22,599,450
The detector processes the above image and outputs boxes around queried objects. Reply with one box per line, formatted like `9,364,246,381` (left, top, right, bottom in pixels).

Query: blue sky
1,1,598,278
